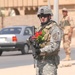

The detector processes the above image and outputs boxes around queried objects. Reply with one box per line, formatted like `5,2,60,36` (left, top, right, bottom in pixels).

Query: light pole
54,0,59,24
0,8,4,28
48,0,51,9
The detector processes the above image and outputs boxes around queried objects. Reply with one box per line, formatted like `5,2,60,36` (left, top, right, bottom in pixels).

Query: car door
23,26,35,41
23,26,35,49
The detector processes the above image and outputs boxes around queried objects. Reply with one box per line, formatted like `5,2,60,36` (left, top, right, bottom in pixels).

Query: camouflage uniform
60,8,74,60
36,21,62,75
31,6,62,75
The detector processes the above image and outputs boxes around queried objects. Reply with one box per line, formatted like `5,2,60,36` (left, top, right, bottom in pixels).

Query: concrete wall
0,9,75,29
0,15,40,29
0,0,48,8
0,0,75,8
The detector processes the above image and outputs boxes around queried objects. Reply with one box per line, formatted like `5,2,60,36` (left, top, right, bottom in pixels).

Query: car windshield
0,27,22,34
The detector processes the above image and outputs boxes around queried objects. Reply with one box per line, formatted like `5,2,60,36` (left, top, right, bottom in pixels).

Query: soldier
59,8,74,61
32,6,62,75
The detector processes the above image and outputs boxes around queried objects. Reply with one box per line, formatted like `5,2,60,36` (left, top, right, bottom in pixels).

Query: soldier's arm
68,16,75,28
40,25,62,53
68,17,75,35
70,17,75,32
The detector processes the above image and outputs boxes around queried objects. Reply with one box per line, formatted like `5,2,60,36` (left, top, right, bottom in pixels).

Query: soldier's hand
70,27,73,33
35,49,41,55
68,33,72,37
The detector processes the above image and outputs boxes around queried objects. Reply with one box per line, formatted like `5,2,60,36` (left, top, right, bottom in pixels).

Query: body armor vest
37,21,60,60
61,16,71,28
63,20,70,26
39,25,52,48
61,16,71,34
37,21,54,48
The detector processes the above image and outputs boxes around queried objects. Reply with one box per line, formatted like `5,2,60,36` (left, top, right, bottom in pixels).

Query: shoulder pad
46,24,53,29
50,20,57,24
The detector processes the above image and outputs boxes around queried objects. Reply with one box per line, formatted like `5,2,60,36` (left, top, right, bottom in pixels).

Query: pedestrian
30,6,62,75
59,8,74,61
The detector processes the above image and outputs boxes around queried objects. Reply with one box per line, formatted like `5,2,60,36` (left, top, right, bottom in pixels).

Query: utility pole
48,0,51,9
54,0,59,24
0,8,4,28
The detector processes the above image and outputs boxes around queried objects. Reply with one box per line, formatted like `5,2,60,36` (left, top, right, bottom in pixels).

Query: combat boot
63,54,71,61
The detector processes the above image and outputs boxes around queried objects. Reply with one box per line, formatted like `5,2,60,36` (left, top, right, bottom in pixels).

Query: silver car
0,25,35,56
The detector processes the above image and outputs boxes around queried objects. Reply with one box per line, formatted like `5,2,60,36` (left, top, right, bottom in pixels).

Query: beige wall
0,8,75,28
0,15,40,28
0,0,48,7
0,0,75,8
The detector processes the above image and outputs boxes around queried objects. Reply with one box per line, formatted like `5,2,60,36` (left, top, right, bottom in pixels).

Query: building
0,0,75,28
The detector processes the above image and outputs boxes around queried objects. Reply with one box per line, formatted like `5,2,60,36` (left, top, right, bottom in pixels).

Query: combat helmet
62,8,68,12
37,6,53,16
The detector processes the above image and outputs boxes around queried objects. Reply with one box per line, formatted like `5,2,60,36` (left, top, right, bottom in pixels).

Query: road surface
0,47,75,69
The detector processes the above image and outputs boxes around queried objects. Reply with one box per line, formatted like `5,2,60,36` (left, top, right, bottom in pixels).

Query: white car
0,25,35,56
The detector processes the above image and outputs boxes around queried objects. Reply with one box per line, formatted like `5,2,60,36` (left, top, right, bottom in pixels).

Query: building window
8,8,20,16
25,7,38,15
43,0,47,2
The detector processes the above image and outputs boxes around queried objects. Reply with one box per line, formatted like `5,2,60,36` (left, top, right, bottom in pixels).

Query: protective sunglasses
38,14,49,18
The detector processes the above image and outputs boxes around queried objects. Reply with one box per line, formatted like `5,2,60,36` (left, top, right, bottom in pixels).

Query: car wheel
0,50,3,56
21,44,29,54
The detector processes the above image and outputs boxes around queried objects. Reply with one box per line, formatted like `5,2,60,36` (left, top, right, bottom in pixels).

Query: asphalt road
0,51,34,69
0,48,75,69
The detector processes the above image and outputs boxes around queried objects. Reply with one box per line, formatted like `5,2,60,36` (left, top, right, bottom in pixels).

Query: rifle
29,36,40,59
28,35,41,68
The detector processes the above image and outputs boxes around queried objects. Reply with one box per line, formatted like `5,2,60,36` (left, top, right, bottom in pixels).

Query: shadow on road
1,53,32,57
1,50,32,57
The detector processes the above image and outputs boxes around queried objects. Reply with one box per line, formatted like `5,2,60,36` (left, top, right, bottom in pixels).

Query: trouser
63,34,72,55
36,55,59,75
36,61,57,75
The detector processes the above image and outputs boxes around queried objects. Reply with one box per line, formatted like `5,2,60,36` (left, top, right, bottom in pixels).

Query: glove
35,49,41,55
32,49,41,59
29,36,34,43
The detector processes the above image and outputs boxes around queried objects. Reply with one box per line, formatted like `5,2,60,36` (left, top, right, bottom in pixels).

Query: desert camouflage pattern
60,15,74,60
36,21,62,75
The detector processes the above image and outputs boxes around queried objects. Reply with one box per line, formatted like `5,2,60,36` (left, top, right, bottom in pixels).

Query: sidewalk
58,60,75,75
0,60,75,75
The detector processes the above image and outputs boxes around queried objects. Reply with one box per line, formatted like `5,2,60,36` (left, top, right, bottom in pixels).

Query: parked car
0,25,35,56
